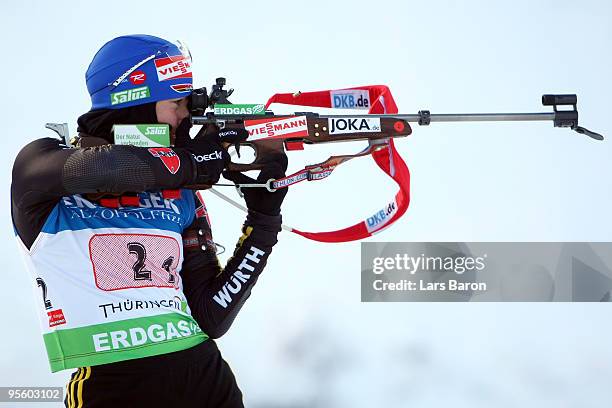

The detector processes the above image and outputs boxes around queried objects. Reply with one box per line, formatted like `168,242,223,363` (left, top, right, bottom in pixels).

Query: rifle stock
202,116,412,172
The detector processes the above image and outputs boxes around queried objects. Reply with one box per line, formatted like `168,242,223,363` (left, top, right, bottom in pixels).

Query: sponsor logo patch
113,125,170,147
183,234,199,249
330,89,370,109
148,147,181,174
244,116,308,140
272,172,308,189
214,104,265,115
111,86,150,106
366,199,398,233
192,150,222,162
309,166,336,180
218,130,239,138
195,205,207,219
213,247,265,308
129,70,147,85
98,297,184,318
329,117,381,135
154,55,192,82
92,319,202,352
195,191,213,228
171,83,193,93
48,309,66,327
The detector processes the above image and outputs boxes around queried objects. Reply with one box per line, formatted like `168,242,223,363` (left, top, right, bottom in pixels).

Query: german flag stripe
65,367,91,408
65,368,82,408
75,367,91,408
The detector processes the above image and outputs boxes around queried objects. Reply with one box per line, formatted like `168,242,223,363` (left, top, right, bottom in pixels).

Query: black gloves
173,118,287,215
174,119,247,187
223,153,289,216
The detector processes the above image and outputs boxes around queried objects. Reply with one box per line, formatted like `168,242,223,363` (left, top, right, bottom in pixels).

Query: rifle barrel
192,112,557,125
320,112,557,124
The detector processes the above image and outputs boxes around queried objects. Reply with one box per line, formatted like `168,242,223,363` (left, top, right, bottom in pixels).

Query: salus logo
214,104,265,115
142,125,167,135
114,125,170,147
111,86,150,106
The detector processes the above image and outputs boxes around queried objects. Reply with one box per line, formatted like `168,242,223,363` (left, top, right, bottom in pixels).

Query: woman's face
155,97,190,143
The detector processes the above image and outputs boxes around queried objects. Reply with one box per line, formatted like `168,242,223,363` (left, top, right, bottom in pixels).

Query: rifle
46,78,603,243
189,78,602,190
183,78,603,243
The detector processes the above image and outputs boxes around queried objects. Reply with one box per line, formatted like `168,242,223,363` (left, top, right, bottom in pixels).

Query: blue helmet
85,34,193,110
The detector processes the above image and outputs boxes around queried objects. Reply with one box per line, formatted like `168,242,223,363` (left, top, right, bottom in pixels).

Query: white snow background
1,0,611,407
